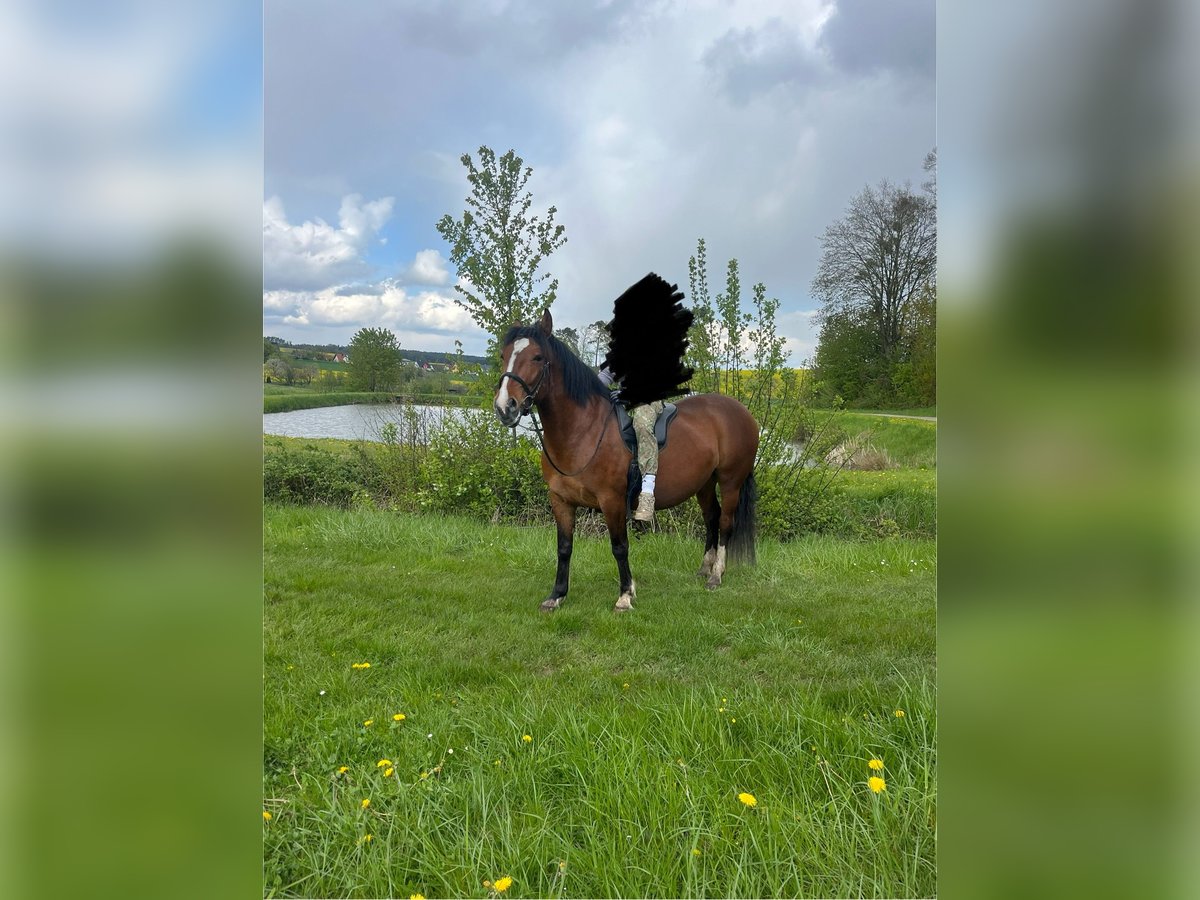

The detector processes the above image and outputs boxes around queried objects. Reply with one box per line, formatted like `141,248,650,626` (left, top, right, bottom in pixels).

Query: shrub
263,439,370,507
417,410,549,522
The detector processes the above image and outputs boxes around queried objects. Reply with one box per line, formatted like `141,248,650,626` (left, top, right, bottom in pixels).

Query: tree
554,327,580,358
264,337,280,362
581,320,609,367
812,178,935,365
264,356,294,384
435,146,567,360
348,327,402,392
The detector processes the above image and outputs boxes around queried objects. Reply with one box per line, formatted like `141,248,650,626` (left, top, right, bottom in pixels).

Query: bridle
495,351,612,478
496,358,550,416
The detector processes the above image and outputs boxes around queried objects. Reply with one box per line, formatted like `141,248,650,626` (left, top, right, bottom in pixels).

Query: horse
493,309,759,613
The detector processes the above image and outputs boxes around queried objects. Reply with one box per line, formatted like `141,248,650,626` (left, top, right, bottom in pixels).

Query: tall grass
264,505,936,898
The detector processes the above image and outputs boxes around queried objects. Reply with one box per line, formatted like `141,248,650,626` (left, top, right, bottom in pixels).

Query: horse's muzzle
494,398,521,428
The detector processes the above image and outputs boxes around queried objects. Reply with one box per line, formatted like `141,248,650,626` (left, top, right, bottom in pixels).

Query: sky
263,0,934,360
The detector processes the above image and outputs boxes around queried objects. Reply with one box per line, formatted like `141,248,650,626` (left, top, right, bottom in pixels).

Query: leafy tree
812,310,883,404
264,337,280,362
348,327,402,392
686,238,719,393
436,146,567,360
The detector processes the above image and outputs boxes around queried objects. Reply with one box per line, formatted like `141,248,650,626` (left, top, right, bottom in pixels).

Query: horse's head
494,309,554,427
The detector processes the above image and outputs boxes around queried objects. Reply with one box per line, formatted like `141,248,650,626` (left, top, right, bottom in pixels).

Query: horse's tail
727,470,757,565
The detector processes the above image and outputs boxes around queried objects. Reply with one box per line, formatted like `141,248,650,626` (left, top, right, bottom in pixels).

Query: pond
262,402,535,442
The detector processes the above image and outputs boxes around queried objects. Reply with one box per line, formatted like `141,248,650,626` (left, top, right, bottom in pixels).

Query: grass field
264,504,936,898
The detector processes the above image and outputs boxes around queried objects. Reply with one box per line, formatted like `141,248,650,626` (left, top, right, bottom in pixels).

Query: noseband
496,359,550,416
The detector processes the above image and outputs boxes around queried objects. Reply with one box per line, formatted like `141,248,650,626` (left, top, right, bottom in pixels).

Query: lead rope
524,403,614,478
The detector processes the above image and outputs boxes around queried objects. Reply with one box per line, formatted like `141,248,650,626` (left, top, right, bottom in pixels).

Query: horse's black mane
501,325,608,407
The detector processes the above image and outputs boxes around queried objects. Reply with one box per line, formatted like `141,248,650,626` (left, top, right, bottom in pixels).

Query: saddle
613,400,678,456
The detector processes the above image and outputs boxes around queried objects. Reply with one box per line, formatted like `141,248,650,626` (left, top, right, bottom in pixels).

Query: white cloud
404,249,451,285
265,280,484,349
263,193,394,290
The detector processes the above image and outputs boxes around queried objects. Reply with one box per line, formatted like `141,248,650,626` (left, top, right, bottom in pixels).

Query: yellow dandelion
419,771,429,780
337,766,349,774
411,895,425,900
384,767,394,778
494,759,502,766
868,776,887,793
393,713,406,721
363,719,374,727
360,833,374,843
376,759,392,768
262,810,272,822
868,758,884,771
718,707,726,713
730,718,736,723
894,709,905,718
494,875,514,893
737,792,757,807
522,734,532,743
691,848,701,857
622,682,630,689
360,798,371,809
351,662,372,669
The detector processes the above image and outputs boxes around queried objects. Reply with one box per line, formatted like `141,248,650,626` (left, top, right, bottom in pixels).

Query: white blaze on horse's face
495,337,531,419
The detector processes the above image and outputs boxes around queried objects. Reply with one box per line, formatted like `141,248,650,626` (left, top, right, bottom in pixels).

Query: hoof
705,576,722,590
614,592,634,612
540,597,562,612
696,566,712,578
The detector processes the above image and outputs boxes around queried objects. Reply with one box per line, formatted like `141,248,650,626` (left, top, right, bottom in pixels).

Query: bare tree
812,178,936,361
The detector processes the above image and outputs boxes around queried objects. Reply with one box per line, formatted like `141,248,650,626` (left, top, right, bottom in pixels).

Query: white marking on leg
699,547,717,576
707,546,727,586
614,590,634,612
496,338,530,409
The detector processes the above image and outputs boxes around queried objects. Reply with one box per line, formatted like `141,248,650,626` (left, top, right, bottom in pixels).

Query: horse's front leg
540,492,576,612
603,501,635,612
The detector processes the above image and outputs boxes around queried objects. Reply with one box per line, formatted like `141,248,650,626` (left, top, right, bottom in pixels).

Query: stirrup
634,491,656,522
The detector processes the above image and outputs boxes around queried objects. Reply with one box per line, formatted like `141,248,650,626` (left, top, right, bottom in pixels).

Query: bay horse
494,309,759,613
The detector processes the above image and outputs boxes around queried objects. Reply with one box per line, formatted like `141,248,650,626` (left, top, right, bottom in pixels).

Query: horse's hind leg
696,475,720,578
540,493,576,612
706,479,741,590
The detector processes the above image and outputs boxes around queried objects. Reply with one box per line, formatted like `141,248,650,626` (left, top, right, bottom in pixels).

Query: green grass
833,413,937,469
264,504,936,898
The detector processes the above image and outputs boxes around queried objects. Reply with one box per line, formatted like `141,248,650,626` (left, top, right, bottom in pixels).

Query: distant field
264,504,935,899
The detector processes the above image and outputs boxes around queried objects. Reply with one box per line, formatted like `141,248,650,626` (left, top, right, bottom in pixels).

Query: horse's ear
538,308,553,335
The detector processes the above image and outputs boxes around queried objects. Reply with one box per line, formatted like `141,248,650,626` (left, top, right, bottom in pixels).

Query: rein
528,402,614,478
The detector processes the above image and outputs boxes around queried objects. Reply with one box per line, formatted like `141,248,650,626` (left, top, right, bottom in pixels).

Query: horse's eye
533,355,543,362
